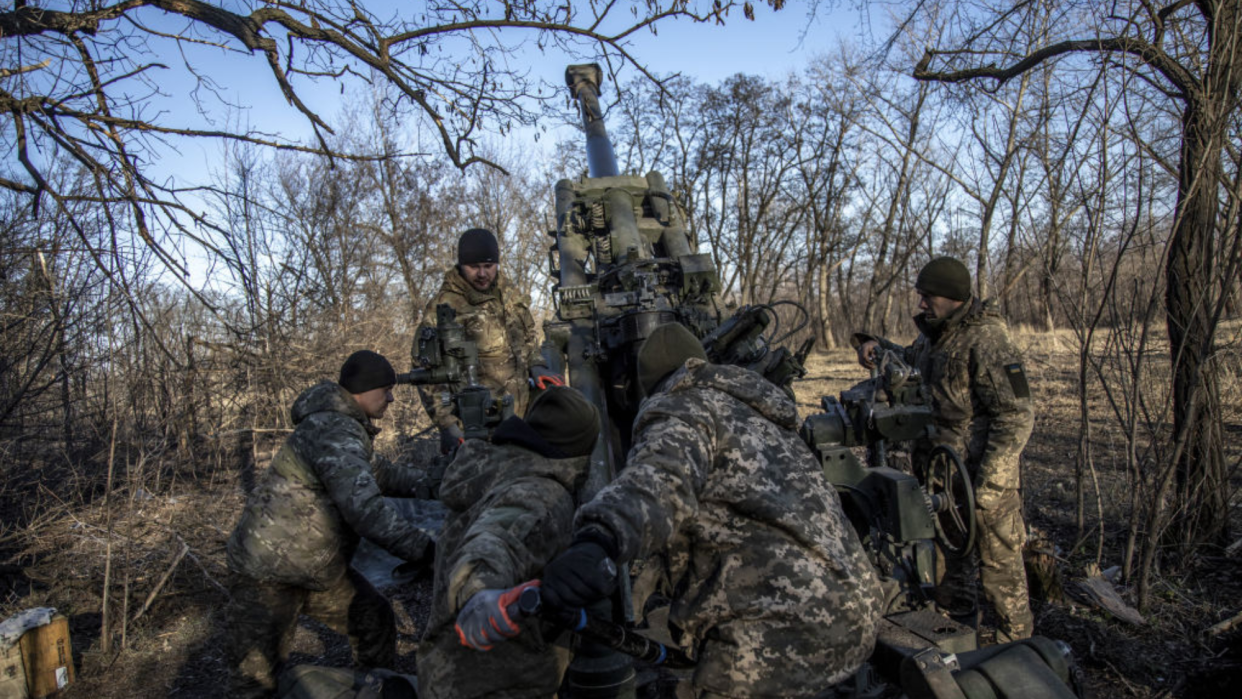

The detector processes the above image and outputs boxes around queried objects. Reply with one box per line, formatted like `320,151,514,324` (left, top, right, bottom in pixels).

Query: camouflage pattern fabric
863,298,1035,641
575,359,883,698
225,568,397,697
417,439,583,699
227,381,433,590
416,268,542,428
224,381,433,696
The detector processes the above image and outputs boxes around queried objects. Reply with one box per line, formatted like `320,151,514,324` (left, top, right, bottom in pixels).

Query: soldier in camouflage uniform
533,323,883,699
418,228,552,455
224,351,436,696
417,386,600,699
854,256,1035,644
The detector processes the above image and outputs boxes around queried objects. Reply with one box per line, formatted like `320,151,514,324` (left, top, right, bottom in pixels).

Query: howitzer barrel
395,369,438,385
566,64,620,178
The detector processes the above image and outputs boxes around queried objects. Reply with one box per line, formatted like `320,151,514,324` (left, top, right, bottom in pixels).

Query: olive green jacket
417,436,585,699
227,381,433,590
861,298,1034,491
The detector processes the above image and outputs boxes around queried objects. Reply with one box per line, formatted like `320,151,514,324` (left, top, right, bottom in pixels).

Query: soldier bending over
224,350,435,696
520,323,883,699
416,385,599,698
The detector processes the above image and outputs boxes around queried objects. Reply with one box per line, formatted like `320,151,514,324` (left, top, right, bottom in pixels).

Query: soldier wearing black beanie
457,228,500,267
339,350,397,394
415,228,551,456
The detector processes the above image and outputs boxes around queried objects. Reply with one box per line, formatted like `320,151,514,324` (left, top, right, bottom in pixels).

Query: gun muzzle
565,63,619,178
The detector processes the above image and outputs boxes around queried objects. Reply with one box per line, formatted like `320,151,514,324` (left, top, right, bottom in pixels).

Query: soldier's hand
541,541,617,610
439,425,465,456
529,365,565,391
857,340,880,370
455,581,540,651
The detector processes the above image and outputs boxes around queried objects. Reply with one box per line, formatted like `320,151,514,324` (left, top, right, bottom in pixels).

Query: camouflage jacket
417,268,542,428
418,434,585,699
866,298,1034,491
227,382,433,590
576,360,883,697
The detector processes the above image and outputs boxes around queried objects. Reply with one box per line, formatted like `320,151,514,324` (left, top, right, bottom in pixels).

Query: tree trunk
1164,101,1228,548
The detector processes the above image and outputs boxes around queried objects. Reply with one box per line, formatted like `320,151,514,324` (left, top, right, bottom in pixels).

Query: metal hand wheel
921,444,976,558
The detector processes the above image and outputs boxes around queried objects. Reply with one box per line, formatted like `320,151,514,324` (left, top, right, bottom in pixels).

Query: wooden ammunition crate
0,615,73,699
0,641,29,699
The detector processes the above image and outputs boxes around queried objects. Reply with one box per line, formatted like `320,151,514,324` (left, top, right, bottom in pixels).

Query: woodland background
1,1,1240,696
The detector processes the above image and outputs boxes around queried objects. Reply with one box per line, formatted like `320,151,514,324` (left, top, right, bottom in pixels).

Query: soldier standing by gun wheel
853,256,1035,644
417,228,557,457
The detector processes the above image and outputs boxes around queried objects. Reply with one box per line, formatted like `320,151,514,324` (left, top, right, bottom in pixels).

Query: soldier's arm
302,414,433,562
573,396,714,563
971,336,1035,490
445,474,580,613
850,331,911,367
372,453,437,496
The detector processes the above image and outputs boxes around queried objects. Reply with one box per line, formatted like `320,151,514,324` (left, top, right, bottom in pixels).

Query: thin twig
172,532,230,600
131,542,189,624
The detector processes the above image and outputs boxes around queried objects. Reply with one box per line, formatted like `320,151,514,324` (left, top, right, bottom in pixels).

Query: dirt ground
2,337,1241,698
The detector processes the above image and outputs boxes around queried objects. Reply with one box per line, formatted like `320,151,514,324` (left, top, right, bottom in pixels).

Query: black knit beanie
457,228,500,266
636,323,707,397
339,350,397,394
524,386,601,458
915,256,972,301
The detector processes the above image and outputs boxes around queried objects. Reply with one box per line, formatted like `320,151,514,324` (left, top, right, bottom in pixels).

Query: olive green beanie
636,323,707,397
915,256,972,301
525,386,601,458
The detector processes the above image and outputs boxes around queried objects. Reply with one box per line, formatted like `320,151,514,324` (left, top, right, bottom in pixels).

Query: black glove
440,425,465,456
540,541,617,610
529,365,566,391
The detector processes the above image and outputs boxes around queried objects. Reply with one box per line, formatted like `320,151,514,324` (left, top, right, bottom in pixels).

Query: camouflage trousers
224,567,397,696
937,485,1033,643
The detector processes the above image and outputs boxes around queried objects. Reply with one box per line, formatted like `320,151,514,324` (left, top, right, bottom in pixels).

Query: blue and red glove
455,580,541,651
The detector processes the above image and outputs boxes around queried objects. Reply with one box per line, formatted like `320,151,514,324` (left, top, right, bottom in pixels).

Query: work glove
540,541,617,610
529,365,566,391
455,580,541,651
439,425,465,456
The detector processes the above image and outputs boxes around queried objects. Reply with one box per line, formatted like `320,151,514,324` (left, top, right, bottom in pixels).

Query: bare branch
914,37,1200,101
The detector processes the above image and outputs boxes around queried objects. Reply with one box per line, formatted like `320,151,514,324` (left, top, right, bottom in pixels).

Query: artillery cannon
801,349,977,611
538,63,1078,699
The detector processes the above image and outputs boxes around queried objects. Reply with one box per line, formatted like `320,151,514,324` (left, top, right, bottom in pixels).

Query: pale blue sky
134,2,873,283
156,2,865,177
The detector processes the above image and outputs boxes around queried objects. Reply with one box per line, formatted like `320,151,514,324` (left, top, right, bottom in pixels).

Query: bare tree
911,0,1242,550
0,1,766,297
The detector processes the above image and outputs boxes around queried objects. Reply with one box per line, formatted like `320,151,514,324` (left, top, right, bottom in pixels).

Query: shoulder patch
1005,363,1030,399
